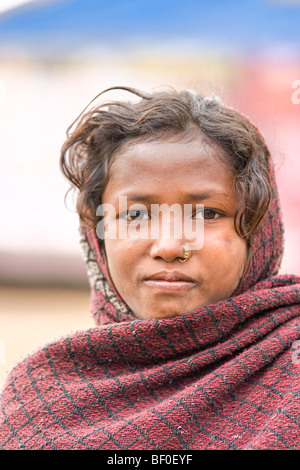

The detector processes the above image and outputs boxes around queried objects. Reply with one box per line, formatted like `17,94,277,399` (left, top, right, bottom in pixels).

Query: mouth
143,270,196,293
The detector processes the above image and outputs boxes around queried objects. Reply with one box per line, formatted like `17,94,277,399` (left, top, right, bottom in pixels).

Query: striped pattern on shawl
0,163,299,450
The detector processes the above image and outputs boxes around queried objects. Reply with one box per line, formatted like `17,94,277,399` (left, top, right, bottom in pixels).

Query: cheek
204,230,247,274
104,239,128,274
223,233,245,254
221,234,247,276
104,239,142,292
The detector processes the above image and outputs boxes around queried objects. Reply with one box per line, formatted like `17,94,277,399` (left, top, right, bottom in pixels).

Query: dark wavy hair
60,86,271,246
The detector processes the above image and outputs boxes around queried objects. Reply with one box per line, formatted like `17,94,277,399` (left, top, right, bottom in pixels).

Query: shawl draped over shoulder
0,159,299,450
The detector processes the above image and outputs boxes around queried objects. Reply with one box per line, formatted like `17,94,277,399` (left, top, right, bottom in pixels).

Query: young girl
0,86,299,450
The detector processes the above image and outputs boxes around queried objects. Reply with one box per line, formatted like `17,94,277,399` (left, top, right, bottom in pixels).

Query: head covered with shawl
0,86,299,450
61,86,285,324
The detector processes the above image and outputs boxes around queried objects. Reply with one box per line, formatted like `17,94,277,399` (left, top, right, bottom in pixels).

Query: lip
143,270,196,293
145,270,195,282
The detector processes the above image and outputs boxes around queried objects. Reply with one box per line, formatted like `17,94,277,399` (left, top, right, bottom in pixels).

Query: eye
203,209,219,220
123,209,149,222
194,208,222,220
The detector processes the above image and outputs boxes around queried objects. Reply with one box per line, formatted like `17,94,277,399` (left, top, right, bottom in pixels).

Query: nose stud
178,246,189,263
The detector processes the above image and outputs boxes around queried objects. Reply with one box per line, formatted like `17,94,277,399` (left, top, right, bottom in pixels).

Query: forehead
104,132,235,203
115,128,227,168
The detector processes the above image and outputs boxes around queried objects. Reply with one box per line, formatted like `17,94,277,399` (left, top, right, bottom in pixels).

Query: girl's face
102,132,247,320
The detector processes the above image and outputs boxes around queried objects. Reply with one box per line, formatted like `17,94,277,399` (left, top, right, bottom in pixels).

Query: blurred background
0,0,299,388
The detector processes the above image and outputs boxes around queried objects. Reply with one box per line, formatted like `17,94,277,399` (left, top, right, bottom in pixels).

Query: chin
139,303,197,320
146,311,183,320
132,305,180,320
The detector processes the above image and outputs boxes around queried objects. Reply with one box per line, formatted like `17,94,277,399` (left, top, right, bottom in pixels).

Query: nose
149,239,187,262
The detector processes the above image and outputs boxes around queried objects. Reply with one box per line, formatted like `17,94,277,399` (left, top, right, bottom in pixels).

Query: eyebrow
124,192,231,202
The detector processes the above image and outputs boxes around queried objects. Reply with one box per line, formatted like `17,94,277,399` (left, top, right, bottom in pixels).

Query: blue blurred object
0,0,300,51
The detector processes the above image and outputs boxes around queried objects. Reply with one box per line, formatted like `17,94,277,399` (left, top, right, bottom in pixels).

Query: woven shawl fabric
0,170,299,450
